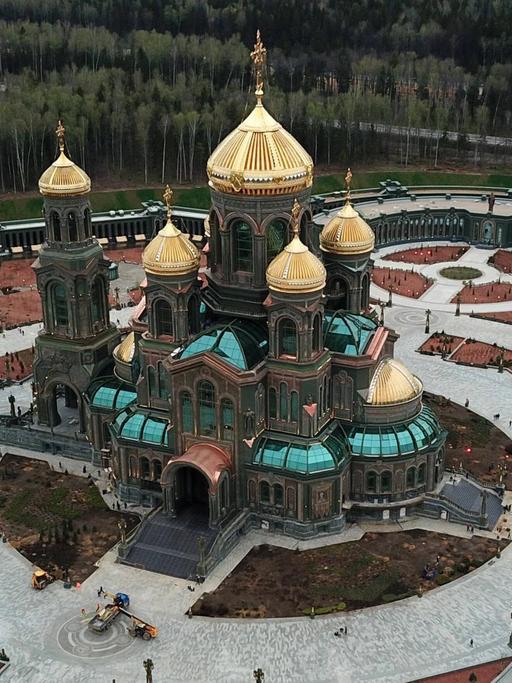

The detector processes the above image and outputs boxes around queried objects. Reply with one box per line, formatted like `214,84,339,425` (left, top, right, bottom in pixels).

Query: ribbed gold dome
143,218,200,277
367,358,423,405
266,224,326,294
320,201,375,255
39,150,91,197
207,103,313,196
114,331,135,363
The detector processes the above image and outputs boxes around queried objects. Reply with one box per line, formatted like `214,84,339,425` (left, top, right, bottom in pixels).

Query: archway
175,466,210,520
45,382,84,433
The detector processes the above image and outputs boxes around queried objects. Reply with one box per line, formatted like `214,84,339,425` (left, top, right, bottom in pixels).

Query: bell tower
33,121,120,431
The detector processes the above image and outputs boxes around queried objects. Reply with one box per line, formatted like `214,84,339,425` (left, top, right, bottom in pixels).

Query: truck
88,592,130,633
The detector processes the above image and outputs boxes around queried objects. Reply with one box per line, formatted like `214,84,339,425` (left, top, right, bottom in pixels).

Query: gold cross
250,30,266,103
345,167,352,201
56,120,65,152
290,198,301,236
163,184,173,219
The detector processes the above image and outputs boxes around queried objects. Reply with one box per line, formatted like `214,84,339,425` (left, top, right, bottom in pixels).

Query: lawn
439,266,483,280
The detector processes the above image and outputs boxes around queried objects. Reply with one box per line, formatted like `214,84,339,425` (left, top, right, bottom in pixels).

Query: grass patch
4,490,34,528
84,484,107,510
440,266,483,280
341,570,401,603
47,486,80,520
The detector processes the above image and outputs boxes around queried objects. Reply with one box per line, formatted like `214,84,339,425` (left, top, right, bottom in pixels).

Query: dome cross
56,120,66,153
290,198,301,236
163,184,173,220
344,167,352,202
250,30,267,104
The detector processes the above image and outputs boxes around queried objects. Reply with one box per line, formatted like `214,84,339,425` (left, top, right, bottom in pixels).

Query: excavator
88,591,158,640
31,569,54,590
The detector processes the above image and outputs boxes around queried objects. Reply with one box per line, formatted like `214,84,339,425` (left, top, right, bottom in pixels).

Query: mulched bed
0,258,36,289
453,281,512,304
383,245,468,265
192,530,501,618
412,656,512,683
418,333,464,355
0,347,33,381
490,249,512,274
372,266,433,298
104,246,143,264
0,455,138,582
471,311,512,325
0,290,42,327
450,339,512,367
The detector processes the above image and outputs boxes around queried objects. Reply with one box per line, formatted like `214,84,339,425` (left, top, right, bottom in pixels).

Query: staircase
120,506,218,579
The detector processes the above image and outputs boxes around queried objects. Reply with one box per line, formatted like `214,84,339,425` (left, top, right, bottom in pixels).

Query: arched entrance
42,381,84,433
175,466,209,519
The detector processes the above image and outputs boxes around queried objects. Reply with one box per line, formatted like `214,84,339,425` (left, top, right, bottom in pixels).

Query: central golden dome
207,32,313,196
266,200,326,294
39,121,90,198
143,186,200,277
320,201,375,255
367,358,423,405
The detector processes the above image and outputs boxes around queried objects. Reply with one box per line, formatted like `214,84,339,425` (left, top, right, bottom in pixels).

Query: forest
2,0,512,193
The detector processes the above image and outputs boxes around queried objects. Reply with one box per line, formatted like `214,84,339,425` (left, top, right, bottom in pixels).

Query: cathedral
32,33,446,565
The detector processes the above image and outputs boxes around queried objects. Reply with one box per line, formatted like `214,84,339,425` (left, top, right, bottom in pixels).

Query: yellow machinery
31,569,54,590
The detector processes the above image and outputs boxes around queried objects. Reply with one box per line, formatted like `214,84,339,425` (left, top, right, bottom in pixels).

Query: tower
319,169,375,313
33,121,120,431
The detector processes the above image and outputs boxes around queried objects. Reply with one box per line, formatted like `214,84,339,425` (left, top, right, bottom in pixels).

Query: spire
290,198,301,236
56,120,66,154
163,184,173,221
344,167,352,203
250,30,267,105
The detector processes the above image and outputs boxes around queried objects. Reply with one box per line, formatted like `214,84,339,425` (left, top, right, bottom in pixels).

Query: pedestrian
124,502,127,510
469,638,474,647
112,502,115,509
465,398,469,408
97,586,103,597
489,192,495,212
82,465,87,474
334,630,341,637
59,461,62,469
96,603,100,612
97,470,101,478
509,420,512,427
81,608,86,616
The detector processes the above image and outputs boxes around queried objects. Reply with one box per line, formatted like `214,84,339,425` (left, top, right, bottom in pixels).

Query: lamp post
424,309,431,334
117,518,127,546
455,292,461,317
253,668,265,682
143,658,154,683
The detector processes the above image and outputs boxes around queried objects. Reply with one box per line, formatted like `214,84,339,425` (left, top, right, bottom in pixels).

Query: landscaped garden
0,455,139,582
383,245,467,265
453,281,512,303
191,530,502,618
371,266,433,298
439,266,482,280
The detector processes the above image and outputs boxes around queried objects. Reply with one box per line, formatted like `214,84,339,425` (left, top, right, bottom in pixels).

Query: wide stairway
121,506,218,579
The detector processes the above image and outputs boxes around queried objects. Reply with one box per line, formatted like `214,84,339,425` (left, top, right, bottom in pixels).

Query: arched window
406,467,416,489
140,457,150,479
91,277,105,324
417,463,426,485
269,387,277,419
84,208,91,238
255,384,264,426
366,470,377,493
381,470,392,492
51,212,61,241
52,283,68,327
323,375,329,414
181,391,194,432
313,315,322,352
248,479,256,503
158,362,169,399
259,481,270,503
221,398,234,441
147,366,157,397
278,318,297,358
279,382,288,421
286,487,296,511
153,460,162,481
220,477,229,510
233,220,253,272
266,219,287,263
199,380,216,436
187,296,200,335
129,456,138,478
290,391,299,422
273,484,284,506
328,277,348,310
67,212,78,241
155,299,173,337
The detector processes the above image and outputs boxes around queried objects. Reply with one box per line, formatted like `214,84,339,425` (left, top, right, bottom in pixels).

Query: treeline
2,2,512,192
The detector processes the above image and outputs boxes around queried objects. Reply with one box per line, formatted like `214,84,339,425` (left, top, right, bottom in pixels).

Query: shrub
435,574,451,586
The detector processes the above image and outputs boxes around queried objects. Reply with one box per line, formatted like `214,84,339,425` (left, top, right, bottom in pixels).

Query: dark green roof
88,377,137,411
180,320,268,370
323,311,377,355
341,405,442,458
253,427,348,474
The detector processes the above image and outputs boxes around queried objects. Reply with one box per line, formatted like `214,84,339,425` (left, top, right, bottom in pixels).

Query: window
286,487,296,511
140,457,150,479
273,484,284,506
259,481,270,503
158,362,169,399
313,314,321,352
233,220,253,271
221,398,234,441
278,318,297,358
290,391,299,422
68,212,78,241
323,376,329,414
52,283,68,327
51,212,61,241
418,463,426,485
147,367,157,397
84,208,91,237
129,456,137,478
381,470,392,492
91,278,104,324
155,299,173,337
153,460,162,481
188,296,200,334
248,479,256,503
199,380,216,436
266,219,287,263
406,467,416,489
279,382,288,421
181,392,193,432
366,471,377,493
269,388,277,419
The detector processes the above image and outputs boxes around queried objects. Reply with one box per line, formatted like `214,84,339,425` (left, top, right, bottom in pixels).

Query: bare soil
454,281,512,303
0,455,138,582
371,266,433,298
192,530,501,618
418,333,464,355
384,245,467,265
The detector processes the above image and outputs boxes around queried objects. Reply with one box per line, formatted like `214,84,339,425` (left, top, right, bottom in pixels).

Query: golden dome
143,185,200,277
266,200,326,294
207,32,313,196
320,201,375,256
38,121,91,197
367,358,423,406
114,331,135,363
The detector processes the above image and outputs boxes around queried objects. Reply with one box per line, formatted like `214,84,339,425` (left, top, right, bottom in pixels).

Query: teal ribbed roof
323,311,377,355
88,377,137,411
112,408,173,448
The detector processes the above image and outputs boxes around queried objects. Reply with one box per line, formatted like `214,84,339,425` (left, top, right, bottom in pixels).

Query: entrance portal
47,382,83,432
175,466,209,521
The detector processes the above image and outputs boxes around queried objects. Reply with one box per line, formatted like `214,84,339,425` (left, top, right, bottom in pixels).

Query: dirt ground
372,266,433,298
424,393,512,482
471,311,512,324
0,290,42,328
454,281,512,303
192,530,502,618
384,245,467,265
419,333,464,355
0,455,138,582
0,346,33,382
491,249,512,274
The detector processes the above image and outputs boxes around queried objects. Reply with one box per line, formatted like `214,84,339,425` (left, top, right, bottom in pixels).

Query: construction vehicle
127,616,159,640
31,569,54,590
88,592,130,633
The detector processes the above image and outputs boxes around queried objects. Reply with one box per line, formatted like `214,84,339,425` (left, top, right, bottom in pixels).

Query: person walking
489,193,495,212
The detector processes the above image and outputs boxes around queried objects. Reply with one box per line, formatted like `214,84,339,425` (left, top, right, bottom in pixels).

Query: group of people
334,626,348,637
